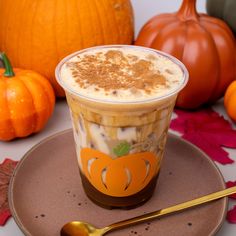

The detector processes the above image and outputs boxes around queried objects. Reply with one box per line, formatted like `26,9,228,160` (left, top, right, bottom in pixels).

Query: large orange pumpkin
0,53,55,141
0,0,134,97
135,0,236,109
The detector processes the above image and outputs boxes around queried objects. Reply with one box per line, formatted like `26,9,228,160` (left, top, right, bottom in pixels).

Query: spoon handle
104,186,236,233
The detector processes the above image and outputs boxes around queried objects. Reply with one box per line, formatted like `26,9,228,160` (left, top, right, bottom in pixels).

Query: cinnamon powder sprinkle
66,50,167,93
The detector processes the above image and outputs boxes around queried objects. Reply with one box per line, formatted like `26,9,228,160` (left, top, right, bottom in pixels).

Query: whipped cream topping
59,46,185,102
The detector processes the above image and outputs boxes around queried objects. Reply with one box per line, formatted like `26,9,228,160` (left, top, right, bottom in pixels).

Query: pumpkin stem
177,0,199,21
0,52,15,77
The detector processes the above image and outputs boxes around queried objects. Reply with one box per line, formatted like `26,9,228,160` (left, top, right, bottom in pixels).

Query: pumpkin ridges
135,14,176,47
94,0,108,44
106,0,121,43
52,0,67,97
83,0,95,45
21,1,39,70
178,21,188,61
0,80,8,120
32,0,66,96
28,72,55,118
114,0,134,43
6,77,37,137
151,21,187,60
17,1,27,67
15,1,24,66
197,20,222,99
126,0,135,41
177,23,220,108
0,79,15,141
75,0,85,48
0,3,7,57
17,74,50,132
6,2,17,66
17,1,32,66
66,0,86,50
81,0,93,47
31,0,52,73
36,75,55,118
200,18,236,101
17,75,39,133
88,0,103,45
52,0,59,64
0,2,13,56
102,0,115,43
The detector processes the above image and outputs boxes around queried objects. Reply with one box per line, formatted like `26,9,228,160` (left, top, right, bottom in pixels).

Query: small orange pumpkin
0,53,55,141
81,148,159,197
0,0,134,97
135,0,236,109
224,81,236,122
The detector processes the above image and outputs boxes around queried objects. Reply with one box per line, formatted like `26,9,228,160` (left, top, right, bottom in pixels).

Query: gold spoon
61,186,236,236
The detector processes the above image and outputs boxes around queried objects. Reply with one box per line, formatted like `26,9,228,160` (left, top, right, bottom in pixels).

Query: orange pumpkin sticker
81,148,159,197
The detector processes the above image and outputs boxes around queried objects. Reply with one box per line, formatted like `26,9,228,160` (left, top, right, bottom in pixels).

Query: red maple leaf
0,159,18,226
226,181,236,199
170,109,236,164
227,205,236,224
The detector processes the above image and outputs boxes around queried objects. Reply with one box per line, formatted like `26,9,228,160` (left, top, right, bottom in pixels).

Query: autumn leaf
0,158,18,226
170,109,236,164
113,141,131,157
227,205,236,224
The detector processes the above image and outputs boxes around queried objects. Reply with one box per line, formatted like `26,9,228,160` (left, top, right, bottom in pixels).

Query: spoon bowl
61,186,236,236
60,221,104,236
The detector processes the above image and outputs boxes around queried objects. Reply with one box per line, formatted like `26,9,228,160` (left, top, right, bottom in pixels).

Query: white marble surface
1,1,236,235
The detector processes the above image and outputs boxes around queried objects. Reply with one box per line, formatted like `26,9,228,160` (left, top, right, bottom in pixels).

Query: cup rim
55,45,189,104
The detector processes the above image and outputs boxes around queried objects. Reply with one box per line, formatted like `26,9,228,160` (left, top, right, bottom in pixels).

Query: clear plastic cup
56,45,188,208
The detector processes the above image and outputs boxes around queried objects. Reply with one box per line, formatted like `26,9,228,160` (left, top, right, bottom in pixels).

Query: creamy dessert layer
60,47,184,102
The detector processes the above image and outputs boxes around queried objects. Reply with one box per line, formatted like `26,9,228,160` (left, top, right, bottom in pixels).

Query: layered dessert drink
56,45,188,208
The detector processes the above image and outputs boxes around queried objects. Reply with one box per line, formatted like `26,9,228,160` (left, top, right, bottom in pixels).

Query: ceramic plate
9,129,227,236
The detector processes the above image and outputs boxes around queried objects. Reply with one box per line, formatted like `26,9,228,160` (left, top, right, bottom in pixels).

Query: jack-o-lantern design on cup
81,143,159,197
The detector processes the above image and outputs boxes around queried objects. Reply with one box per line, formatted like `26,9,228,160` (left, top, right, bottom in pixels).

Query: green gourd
207,0,236,35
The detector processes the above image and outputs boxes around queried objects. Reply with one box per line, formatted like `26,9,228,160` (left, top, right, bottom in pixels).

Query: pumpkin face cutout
81,148,159,197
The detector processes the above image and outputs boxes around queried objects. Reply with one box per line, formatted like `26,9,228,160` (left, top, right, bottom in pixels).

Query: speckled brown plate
9,129,227,236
